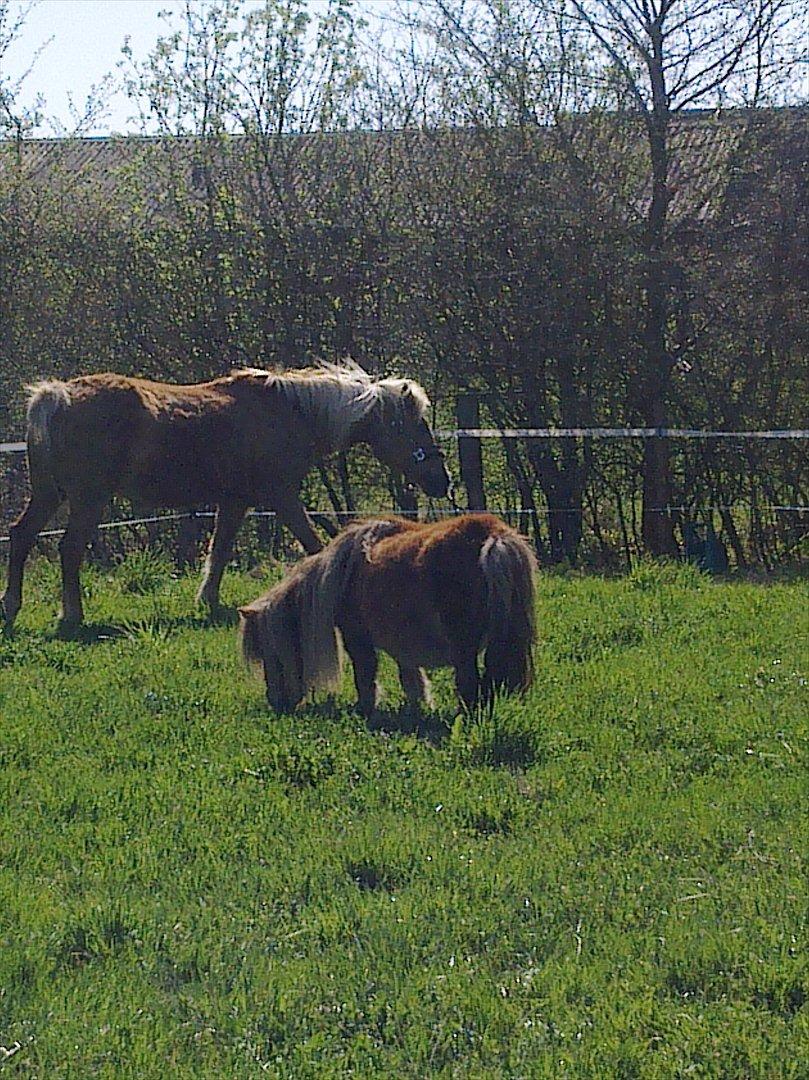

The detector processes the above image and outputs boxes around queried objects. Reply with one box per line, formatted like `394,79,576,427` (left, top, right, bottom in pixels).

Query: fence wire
1,504,806,547
1,428,806,562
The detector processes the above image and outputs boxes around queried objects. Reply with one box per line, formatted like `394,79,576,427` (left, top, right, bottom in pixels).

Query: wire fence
3,503,807,546
442,428,809,439
1,429,807,566
4,429,809,458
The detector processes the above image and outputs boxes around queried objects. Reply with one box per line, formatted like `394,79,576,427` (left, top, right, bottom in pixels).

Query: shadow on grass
55,606,240,644
367,706,451,746
55,621,127,643
296,697,451,746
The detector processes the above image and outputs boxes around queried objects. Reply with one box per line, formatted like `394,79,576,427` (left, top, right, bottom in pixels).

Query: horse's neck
288,378,375,455
343,412,376,449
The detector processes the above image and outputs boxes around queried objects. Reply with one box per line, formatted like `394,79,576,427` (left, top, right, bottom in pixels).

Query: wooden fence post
456,393,487,511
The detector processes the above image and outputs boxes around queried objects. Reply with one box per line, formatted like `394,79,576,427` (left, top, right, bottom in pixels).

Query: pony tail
480,531,537,695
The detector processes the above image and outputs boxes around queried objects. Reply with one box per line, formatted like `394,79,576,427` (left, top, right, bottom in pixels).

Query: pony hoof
57,614,84,636
361,709,384,731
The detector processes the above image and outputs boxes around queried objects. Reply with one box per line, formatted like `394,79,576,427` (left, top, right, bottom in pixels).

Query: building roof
1,107,806,231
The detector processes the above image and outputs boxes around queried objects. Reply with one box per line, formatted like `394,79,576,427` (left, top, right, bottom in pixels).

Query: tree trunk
639,53,677,558
525,440,583,564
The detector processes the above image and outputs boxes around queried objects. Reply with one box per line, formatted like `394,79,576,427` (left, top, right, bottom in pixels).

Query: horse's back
47,372,294,506
350,515,511,666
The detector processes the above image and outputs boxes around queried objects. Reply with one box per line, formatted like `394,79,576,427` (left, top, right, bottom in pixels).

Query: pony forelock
233,360,430,449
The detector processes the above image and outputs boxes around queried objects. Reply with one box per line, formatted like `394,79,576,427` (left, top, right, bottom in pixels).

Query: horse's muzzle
418,467,451,498
412,447,450,498
422,473,451,498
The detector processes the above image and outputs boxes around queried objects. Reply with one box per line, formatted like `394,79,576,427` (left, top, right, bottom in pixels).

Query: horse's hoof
205,605,237,626
57,615,84,638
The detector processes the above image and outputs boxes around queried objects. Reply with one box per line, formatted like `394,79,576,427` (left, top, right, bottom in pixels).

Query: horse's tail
26,381,71,452
479,529,537,695
24,380,72,494
240,518,403,701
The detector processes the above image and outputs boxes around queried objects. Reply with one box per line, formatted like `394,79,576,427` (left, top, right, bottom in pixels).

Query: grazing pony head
238,556,335,713
238,518,401,711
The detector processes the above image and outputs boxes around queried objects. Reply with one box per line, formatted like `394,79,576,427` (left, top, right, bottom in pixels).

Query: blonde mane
233,360,431,450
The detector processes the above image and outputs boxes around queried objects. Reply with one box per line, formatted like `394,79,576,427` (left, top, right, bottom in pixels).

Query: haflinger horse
1,362,449,629
238,513,536,717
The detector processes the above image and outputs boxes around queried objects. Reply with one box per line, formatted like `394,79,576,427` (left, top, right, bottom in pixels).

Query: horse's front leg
197,500,248,612
273,491,324,555
341,623,380,720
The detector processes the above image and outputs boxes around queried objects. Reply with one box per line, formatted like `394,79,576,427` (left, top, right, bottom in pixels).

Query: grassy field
0,555,806,1078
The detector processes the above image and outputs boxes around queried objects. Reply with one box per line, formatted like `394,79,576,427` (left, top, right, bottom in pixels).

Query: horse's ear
400,384,418,413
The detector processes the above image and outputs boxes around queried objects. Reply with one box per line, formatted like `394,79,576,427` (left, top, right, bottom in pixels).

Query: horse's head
239,592,305,713
363,381,450,499
261,646,304,713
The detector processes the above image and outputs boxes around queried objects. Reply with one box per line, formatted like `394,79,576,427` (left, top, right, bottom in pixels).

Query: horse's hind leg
59,499,106,627
341,623,380,719
452,649,481,712
197,500,248,612
398,664,434,711
2,486,63,627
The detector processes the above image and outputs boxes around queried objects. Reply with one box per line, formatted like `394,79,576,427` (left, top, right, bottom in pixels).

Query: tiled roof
1,107,806,230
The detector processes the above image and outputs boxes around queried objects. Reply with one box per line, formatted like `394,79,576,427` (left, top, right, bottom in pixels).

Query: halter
411,446,445,464
411,445,461,514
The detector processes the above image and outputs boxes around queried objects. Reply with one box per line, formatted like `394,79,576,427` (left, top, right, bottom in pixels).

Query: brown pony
239,513,536,716
2,362,449,628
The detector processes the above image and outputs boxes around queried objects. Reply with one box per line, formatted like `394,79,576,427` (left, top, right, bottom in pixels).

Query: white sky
3,0,395,136
4,1,176,134
6,0,804,136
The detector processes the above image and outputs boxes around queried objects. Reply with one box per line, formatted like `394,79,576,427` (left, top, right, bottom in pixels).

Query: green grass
0,556,807,1078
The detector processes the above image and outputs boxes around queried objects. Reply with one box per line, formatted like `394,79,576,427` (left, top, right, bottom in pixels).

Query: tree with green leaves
413,0,808,555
